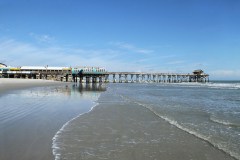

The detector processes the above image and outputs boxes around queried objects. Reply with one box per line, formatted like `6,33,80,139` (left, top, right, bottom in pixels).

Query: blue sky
0,0,240,80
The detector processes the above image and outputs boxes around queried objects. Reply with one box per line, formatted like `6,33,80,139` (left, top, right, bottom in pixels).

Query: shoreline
52,102,99,160
1,81,238,160
134,101,239,160
52,84,236,160
0,78,67,95
0,81,96,160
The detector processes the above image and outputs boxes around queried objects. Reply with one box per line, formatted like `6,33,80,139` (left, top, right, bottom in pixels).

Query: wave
121,96,240,160
175,82,240,90
52,90,240,160
210,116,240,128
206,83,240,89
52,102,99,160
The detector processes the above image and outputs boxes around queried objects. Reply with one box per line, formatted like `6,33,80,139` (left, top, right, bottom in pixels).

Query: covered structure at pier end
190,69,209,82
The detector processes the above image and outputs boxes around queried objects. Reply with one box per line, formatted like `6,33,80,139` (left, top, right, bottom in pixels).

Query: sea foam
52,102,99,160
131,99,240,160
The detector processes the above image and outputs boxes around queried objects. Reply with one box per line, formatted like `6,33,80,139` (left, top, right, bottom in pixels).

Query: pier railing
71,72,209,83
0,68,209,83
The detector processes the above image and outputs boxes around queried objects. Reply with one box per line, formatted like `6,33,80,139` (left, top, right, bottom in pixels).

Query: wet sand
0,78,64,94
55,88,236,160
0,80,237,160
0,79,95,160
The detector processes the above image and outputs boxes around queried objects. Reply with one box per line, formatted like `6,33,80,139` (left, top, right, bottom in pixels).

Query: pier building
0,63,7,68
0,65,72,81
72,66,107,83
0,63,9,78
0,63,209,83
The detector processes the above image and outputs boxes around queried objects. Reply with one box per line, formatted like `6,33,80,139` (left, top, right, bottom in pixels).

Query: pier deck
0,64,209,83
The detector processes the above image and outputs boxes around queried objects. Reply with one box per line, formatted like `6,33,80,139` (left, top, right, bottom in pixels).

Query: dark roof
193,69,203,72
0,63,7,67
193,69,204,75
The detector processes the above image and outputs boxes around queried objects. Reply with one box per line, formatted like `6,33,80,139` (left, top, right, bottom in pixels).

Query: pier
0,63,209,83
106,71,209,83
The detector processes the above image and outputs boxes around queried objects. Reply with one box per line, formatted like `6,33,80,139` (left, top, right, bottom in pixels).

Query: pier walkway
73,71,209,83
105,72,209,83
0,64,209,83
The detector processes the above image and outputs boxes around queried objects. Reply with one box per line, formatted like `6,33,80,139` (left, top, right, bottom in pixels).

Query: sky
0,0,240,80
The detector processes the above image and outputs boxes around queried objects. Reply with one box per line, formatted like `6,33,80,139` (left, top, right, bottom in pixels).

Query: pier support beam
124,74,128,83
158,75,161,83
99,76,103,83
147,74,151,82
142,74,145,82
92,77,97,83
131,74,134,83
79,76,83,83
153,75,156,82
104,75,109,83
136,74,140,83
86,77,90,83
113,74,116,83
119,74,122,83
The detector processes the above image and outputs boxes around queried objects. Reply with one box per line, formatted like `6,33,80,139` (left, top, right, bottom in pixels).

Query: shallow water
53,81,239,160
116,82,240,159
0,83,105,160
1,81,239,160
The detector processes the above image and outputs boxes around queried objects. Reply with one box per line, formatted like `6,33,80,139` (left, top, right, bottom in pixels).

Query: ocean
0,81,239,160
53,81,240,160
116,81,240,159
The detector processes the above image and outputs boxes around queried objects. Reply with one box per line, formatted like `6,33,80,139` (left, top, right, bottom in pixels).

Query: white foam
210,116,240,127
206,83,240,89
131,100,240,160
176,82,240,90
52,100,100,160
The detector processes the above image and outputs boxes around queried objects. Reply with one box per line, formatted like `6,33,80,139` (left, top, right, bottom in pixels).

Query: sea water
52,81,240,160
115,81,240,159
0,83,105,160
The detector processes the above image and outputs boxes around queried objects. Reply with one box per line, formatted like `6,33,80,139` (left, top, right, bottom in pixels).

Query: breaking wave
120,96,240,160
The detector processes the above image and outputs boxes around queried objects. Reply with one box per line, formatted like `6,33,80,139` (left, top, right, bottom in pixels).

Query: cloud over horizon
0,38,160,72
0,38,239,80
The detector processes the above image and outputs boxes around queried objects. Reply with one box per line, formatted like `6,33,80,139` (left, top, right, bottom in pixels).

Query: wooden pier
105,71,209,83
0,63,209,83
72,69,209,83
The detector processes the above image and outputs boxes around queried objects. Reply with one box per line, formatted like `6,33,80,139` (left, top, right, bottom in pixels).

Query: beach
0,79,239,160
0,79,99,160
53,83,238,160
0,78,64,94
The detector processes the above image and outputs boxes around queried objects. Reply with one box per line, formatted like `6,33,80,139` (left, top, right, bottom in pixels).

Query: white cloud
166,60,185,65
0,39,153,72
2,39,238,80
109,42,153,54
209,70,240,80
29,33,55,43
210,70,240,76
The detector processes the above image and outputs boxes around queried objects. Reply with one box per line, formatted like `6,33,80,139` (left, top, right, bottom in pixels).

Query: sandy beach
0,78,64,94
0,79,96,160
0,80,238,160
